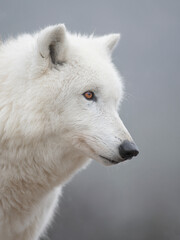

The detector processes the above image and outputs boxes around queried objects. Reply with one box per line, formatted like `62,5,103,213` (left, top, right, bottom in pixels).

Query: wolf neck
0,136,89,211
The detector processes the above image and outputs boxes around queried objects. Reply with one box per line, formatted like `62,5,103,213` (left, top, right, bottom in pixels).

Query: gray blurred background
0,0,180,239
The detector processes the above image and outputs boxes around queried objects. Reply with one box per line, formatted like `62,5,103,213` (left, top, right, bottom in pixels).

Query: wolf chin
0,24,139,240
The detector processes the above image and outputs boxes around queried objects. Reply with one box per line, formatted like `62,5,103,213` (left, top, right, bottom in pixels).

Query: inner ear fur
37,24,67,65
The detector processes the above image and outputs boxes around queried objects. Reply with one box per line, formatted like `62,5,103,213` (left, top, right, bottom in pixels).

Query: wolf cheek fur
0,24,138,240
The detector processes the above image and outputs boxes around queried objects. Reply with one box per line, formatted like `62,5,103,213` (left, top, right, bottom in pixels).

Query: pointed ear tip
112,33,121,41
57,23,66,32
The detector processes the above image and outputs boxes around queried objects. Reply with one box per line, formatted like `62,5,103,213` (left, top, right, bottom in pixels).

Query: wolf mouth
99,155,119,164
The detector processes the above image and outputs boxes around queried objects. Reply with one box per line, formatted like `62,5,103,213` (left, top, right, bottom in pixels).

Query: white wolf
0,24,139,240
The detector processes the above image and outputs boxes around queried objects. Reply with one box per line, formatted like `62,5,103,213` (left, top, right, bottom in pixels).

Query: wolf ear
99,34,120,54
37,24,67,65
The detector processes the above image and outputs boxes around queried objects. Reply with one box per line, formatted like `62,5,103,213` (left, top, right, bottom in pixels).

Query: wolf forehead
63,55,123,97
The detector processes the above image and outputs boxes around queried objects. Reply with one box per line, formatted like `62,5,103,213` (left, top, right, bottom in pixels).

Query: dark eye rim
83,91,97,101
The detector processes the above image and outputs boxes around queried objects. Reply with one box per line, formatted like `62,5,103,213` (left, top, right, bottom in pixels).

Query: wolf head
26,24,139,166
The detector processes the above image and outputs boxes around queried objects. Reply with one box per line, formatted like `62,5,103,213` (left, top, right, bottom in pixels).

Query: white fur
0,24,133,239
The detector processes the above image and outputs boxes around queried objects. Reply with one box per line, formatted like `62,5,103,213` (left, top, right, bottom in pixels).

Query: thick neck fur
0,133,88,213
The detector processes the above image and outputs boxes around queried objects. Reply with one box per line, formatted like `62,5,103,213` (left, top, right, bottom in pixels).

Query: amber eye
83,91,95,101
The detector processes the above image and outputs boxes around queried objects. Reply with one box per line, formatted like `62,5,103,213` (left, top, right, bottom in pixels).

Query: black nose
119,140,139,160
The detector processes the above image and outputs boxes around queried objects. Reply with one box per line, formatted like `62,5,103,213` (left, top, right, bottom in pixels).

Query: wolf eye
83,91,95,101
